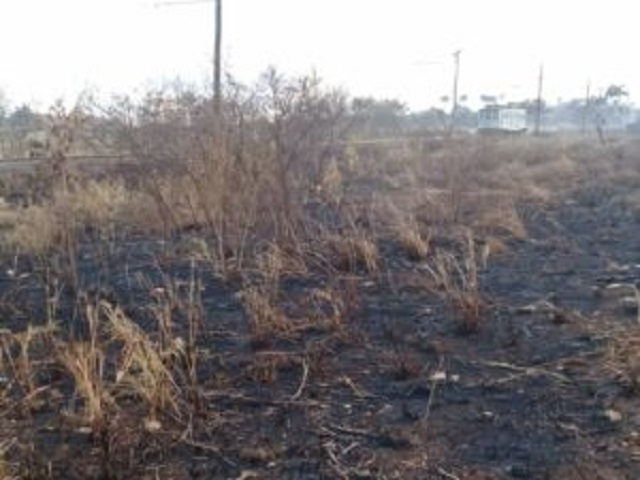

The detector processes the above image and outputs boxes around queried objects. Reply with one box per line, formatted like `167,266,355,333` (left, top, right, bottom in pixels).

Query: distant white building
477,105,527,133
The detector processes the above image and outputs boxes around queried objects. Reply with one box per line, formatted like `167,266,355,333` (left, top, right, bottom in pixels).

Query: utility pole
154,0,222,115
534,64,544,136
449,50,461,135
213,0,222,115
581,80,591,135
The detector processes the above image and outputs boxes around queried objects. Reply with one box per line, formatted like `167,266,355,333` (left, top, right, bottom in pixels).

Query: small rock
76,426,93,435
604,409,623,423
515,299,556,315
144,418,162,432
480,411,495,421
236,470,259,480
606,261,630,273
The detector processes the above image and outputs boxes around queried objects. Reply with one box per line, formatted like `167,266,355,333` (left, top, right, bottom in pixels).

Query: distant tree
349,97,407,136
408,108,449,132
592,84,631,142
7,104,39,130
0,90,8,125
604,84,628,101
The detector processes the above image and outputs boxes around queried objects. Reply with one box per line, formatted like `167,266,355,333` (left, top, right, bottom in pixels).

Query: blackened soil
3,183,640,479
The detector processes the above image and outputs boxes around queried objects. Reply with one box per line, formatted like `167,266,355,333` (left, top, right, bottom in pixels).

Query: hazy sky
0,0,635,111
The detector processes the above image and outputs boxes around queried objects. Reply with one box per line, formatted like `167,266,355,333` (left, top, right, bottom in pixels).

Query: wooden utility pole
534,64,544,136
581,80,591,135
154,0,222,115
449,50,461,135
213,0,222,115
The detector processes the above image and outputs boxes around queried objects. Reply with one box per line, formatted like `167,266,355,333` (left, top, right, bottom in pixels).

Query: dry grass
54,303,112,428
5,204,61,253
238,285,290,345
2,82,640,477
477,235,510,269
303,285,350,332
396,224,430,261
424,231,485,333
57,340,108,427
0,324,57,408
2,177,142,255
105,301,181,420
0,439,14,480
323,233,379,274
472,194,527,239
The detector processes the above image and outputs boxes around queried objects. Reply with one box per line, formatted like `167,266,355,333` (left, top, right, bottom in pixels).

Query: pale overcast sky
0,0,635,111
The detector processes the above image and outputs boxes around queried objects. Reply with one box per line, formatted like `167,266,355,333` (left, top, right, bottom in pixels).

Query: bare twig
290,357,309,400
478,360,572,385
180,438,237,468
422,359,445,428
437,466,461,480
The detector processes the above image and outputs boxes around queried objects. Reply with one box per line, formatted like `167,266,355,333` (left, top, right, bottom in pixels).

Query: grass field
0,86,639,479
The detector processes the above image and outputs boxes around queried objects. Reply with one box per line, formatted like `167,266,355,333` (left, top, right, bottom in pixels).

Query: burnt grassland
1,80,640,479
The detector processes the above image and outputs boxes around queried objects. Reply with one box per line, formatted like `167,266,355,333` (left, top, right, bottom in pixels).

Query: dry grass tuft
472,195,527,239
57,340,108,427
324,233,379,274
3,177,140,254
1,324,57,408
5,205,61,253
238,286,290,345
424,232,485,333
396,225,430,261
304,286,348,331
104,302,180,420
55,306,111,428
478,236,510,269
